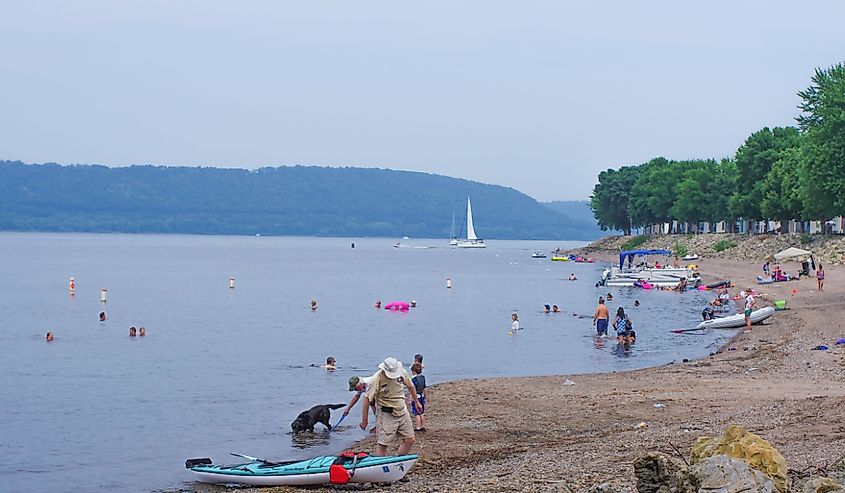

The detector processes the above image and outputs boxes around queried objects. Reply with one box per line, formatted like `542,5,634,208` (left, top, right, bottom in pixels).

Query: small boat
695,306,775,330
551,256,569,262
682,254,700,261
573,257,595,263
456,197,486,248
186,453,418,486
531,252,547,259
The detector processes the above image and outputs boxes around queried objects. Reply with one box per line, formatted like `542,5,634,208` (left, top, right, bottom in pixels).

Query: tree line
591,62,845,235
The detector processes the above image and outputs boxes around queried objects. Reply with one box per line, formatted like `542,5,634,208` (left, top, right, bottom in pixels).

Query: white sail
466,197,478,240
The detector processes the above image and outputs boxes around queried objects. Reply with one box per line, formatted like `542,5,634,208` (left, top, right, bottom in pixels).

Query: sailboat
457,197,486,248
449,211,459,246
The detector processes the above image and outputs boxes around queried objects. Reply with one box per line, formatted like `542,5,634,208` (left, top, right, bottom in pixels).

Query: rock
830,454,845,485
690,425,788,493
689,455,775,493
632,452,698,493
801,476,844,493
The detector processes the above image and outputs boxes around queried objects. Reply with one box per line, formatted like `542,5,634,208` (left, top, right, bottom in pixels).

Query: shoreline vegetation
222,234,845,493
589,62,845,239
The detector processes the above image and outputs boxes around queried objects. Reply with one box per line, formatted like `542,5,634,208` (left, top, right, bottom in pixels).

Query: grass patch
713,239,737,252
622,235,649,250
672,241,688,257
800,234,814,245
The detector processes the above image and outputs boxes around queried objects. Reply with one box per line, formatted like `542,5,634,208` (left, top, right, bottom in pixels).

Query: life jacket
329,451,369,484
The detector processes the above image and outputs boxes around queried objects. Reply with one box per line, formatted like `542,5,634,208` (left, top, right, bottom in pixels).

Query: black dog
291,404,346,433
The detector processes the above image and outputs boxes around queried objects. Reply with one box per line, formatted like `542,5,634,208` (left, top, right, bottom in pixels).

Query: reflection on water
0,233,734,493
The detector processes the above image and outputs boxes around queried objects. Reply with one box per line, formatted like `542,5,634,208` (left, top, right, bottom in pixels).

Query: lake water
0,233,732,493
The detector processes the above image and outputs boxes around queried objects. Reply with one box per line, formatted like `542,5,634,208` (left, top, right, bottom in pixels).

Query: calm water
0,233,732,493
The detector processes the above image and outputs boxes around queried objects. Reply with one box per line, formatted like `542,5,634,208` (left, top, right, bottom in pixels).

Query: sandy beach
225,255,845,492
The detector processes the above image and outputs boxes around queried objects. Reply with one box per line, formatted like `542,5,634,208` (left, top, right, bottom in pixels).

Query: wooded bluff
0,161,600,240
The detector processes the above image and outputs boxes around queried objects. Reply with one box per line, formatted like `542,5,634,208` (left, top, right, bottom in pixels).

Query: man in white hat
360,357,422,456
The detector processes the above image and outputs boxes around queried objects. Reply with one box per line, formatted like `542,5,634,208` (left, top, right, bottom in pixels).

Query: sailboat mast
466,197,478,240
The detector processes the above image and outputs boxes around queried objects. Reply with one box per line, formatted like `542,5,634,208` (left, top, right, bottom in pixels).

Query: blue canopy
620,249,672,269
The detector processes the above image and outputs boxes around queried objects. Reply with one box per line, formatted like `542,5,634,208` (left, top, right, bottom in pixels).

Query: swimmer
139,326,146,337
543,304,551,313
509,313,520,334
606,293,614,301
46,331,54,342
99,311,107,321
374,300,382,308
410,300,417,308
552,304,560,313
322,356,337,370
310,299,318,311
634,300,640,307
568,273,577,281
129,326,137,337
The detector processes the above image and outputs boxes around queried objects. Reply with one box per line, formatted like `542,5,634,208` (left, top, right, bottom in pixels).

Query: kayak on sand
186,453,418,486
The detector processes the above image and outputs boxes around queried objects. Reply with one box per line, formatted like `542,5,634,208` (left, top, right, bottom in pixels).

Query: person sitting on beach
543,304,551,313
322,356,337,370
593,298,609,336
568,273,577,281
360,357,422,456
46,331,54,342
552,304,560,313
99,311,107,321
409,362,427,432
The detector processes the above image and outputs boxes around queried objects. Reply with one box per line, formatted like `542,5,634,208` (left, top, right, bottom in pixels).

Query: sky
1,1,843,201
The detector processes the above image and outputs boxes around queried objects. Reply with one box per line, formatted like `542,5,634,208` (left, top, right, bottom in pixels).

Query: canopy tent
619,249,672,269
774,247,812,261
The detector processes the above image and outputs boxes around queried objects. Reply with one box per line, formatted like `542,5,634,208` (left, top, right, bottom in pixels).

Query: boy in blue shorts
409,362,427,432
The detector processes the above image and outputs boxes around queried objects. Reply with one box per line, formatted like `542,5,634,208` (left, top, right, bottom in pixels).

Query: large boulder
689,455,775,493
632,452,698,493
690,425,788,493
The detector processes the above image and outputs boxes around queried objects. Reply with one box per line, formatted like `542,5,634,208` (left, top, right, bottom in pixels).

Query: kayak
551,256,569,261
186,453,418,486
695,306,775,330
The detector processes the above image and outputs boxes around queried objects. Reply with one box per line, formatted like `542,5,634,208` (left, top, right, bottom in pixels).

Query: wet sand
218,256,845,492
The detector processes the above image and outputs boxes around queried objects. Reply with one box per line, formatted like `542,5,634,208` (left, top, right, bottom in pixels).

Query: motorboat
531,252,547,259
696,306,775,330
600,249,694,287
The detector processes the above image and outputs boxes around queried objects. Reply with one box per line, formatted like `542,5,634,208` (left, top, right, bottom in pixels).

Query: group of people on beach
335,354,428,456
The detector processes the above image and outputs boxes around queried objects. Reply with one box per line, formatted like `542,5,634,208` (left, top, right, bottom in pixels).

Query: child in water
509,313,520,335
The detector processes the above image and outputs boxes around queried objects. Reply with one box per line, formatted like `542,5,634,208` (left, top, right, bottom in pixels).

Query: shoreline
226,252,845,492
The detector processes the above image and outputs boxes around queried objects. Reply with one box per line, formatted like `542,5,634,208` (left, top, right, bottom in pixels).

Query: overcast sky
1,1,843,201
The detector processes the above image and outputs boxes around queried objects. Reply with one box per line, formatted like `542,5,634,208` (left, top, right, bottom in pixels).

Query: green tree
797,62,845,221
760,145,805,230
590,166,639,234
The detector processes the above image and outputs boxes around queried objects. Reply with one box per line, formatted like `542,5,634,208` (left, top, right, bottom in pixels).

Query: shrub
799,234,814,245
672,241,688,257
713,239,737,252
622,235,649,250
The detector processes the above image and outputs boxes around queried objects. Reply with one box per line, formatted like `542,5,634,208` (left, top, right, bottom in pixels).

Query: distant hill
0,161,599,240
542,200,604,240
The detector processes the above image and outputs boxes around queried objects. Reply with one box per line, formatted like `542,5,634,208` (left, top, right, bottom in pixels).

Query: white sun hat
378,357,404,379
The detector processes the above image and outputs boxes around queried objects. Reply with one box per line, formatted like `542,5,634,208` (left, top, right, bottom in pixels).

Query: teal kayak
186,453,418,486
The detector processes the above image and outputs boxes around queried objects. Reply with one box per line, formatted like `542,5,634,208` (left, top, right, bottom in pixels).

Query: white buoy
229,277,235,289
101,288,107,303
446,278,452,289
69,277,75,294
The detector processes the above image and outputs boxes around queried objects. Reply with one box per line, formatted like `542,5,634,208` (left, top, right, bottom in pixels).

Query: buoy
69,277,75,294
100,289,107,303
446,278,452,289
229,277,235,289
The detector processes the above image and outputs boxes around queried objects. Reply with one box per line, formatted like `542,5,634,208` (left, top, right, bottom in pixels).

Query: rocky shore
196,245,845,493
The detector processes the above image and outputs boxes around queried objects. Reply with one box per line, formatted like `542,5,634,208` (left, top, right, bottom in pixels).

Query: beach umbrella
773,247,812,261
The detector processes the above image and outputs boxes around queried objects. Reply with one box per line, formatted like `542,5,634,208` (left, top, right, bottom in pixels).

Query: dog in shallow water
291,404,346,433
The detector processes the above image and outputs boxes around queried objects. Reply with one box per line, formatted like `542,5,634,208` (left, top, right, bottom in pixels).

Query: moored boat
695,306,775,330
186,453,418,486
531,252,547,259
